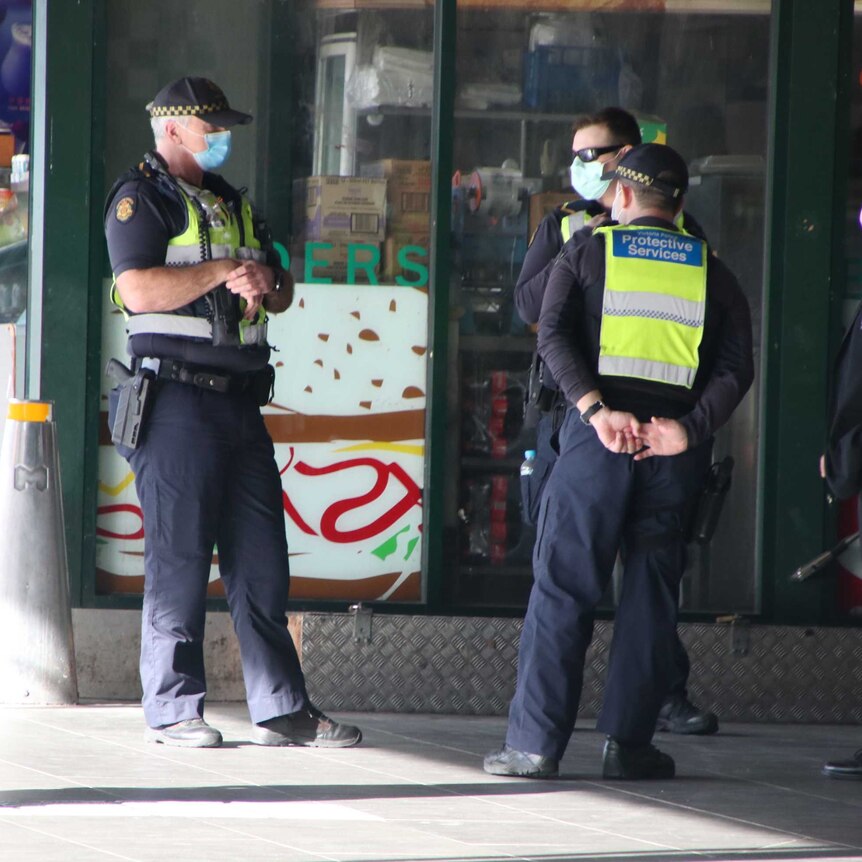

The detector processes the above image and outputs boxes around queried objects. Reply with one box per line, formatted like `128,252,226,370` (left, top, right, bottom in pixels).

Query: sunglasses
572,144,623,163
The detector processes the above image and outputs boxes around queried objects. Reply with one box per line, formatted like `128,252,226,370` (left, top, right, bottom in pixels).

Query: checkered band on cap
146,77,252,126
149,100,229,118
616,165,654,187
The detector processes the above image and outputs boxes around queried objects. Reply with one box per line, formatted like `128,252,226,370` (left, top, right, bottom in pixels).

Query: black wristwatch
580,400,605,425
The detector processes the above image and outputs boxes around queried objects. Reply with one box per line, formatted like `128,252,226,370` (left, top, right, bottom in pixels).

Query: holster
106,358,155,451
250,364,275,406
689,456,734,544
525,352,557,415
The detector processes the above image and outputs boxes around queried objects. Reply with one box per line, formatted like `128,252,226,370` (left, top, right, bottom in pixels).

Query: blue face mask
183,128,232,171
569,157,611,202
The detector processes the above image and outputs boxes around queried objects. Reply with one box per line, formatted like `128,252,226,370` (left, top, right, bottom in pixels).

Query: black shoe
822,749,862,780
656,694,719,735
145,718,223,748
602,737,675,779
483,744,559,778
251,706,362,748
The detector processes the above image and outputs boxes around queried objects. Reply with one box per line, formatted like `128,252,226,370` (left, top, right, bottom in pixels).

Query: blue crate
523,45,619,113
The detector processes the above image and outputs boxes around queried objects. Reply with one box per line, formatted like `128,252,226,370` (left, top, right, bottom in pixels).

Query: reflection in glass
447,6,770,612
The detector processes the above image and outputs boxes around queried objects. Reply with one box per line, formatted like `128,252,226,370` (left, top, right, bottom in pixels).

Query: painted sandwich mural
97,282,428,602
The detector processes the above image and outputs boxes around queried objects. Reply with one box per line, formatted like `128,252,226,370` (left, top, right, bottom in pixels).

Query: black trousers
122,381,308,728
506,410,711,759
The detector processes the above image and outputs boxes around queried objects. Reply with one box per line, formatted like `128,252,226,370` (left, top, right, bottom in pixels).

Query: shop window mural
97,282,427,603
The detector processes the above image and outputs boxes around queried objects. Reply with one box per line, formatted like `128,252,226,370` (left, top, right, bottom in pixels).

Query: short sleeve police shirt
105,175,187,277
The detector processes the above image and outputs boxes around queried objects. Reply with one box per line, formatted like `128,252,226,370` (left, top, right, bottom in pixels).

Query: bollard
0,399,78,704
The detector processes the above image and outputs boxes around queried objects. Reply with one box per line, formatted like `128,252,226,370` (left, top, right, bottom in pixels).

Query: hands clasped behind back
588,410,689,460
589,408,643,455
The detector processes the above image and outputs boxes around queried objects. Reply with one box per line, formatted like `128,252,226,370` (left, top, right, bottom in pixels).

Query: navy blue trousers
521,409,694,698
506,409,711,759
124,382,308,728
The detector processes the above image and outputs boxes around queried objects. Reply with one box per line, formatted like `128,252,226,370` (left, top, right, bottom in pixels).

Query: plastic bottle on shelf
520,449,536,476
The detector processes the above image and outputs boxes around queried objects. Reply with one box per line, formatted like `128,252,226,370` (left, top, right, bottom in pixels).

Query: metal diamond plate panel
300,613,862,723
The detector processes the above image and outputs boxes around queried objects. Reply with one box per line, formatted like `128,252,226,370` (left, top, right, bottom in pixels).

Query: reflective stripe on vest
560,209,592,243
594,225,707,389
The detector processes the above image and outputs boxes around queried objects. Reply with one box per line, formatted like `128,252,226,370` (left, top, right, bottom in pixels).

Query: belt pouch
250,364,275,406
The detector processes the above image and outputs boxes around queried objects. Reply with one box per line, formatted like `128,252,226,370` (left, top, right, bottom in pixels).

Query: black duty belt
147,358,255,394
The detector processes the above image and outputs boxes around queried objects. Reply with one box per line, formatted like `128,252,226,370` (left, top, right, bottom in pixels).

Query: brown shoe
251,706,362,748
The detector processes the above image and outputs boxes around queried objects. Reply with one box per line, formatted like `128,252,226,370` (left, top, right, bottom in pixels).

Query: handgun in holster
525,352,557,415
106,358,155,451
207,284,242,347
689,455,734,544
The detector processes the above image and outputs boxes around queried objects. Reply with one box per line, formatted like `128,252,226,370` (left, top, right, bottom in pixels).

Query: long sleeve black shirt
537,215,754,448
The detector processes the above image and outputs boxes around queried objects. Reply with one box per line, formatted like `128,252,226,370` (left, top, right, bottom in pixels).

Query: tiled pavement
0,704,860,861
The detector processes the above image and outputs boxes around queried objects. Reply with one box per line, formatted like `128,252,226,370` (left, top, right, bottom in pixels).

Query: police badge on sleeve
115,196,136,223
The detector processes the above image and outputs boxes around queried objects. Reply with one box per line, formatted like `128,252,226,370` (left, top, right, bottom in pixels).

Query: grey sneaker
483,744,559,778
144,718,223,748
251,706,362,748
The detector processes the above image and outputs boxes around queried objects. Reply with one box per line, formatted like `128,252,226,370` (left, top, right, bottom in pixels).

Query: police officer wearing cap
104,76,362,750
486,143,753,780
516,107,717,737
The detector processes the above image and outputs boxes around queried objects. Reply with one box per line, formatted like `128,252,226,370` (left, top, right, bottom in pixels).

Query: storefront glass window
96,0,769,613
97,0,433,603
0,0,31,441
445,1,770,613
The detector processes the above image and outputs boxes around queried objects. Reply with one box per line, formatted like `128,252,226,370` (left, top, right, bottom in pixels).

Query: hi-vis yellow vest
561,208,593,243
111,181,268,346
593,224,707,389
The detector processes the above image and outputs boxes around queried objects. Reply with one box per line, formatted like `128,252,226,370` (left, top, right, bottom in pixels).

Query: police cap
146,77,252,127
601,143,688,199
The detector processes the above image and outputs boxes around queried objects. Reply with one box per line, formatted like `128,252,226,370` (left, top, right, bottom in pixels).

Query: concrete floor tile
2,705,861,862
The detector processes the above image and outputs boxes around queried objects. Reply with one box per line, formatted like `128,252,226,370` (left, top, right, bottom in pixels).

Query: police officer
104,77,362,750
485,144,753,779
820,294,862,780
516,107,718,736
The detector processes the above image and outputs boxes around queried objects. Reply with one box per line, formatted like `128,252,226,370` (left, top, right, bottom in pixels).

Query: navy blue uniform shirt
104,152,281,277
104,153,278,372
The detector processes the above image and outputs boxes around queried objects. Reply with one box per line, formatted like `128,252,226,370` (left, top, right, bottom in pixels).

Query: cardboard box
294,176,387,243
0,131,13,168
528,191,578,237
382,233,430,283
360,160,431,234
